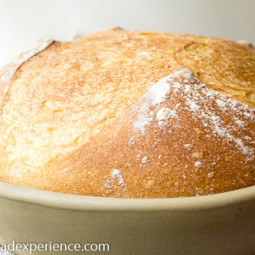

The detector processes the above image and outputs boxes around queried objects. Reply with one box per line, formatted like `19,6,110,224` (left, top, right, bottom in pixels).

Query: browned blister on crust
0,30,254,198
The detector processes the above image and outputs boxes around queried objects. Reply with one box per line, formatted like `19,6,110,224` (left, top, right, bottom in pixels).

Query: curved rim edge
0,181,254,211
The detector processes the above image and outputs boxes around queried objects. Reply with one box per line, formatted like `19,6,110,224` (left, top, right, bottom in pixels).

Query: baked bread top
0,29,254,198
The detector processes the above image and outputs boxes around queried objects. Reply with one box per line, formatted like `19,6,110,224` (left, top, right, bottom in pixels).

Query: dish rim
0,181,254,212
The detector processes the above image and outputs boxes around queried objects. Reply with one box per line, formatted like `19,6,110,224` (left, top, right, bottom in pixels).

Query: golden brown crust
0,29,254,198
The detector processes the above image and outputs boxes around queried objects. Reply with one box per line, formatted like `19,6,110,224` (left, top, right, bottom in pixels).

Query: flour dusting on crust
104,169,126,191
133,76,171,133
133,68,255,160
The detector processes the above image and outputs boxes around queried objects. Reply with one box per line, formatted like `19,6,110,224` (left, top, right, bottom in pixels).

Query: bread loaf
0,29,254,198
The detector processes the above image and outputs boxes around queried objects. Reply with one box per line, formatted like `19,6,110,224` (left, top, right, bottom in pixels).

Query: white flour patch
133,75,171,133
141,156,148,164
138,51,150,56
111,169,125,186
104,169,126,190
195,161,202,168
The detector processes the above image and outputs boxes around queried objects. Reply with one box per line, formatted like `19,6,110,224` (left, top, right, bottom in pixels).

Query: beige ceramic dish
0,182,254,255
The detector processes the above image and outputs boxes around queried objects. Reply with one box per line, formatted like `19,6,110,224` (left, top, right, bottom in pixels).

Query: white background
0,0,254,67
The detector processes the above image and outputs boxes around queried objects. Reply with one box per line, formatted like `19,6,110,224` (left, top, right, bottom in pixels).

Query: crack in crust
0,39,54,104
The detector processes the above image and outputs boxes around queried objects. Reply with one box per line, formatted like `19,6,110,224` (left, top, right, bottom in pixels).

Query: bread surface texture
0,29,254,198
